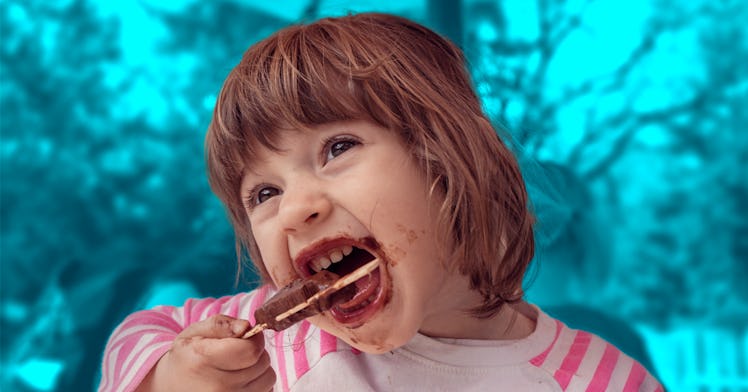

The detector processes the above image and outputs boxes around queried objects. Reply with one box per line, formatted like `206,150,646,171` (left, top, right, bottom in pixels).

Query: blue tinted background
1,0,746,391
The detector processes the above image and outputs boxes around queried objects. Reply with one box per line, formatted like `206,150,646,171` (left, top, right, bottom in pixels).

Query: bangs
209,13,473,179
213,19,406,169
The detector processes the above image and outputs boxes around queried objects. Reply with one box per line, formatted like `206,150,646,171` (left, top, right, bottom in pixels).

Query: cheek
383,243,407,266
267,264,292,286
373,198,441,272
251,226,295,285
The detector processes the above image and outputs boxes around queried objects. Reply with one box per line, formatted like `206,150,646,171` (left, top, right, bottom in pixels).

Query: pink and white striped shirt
99,286,663,391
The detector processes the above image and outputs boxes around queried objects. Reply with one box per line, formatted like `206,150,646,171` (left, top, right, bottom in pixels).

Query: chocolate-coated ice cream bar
242,259,379,338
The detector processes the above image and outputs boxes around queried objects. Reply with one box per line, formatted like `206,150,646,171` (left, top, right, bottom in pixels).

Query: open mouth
300,242,387,326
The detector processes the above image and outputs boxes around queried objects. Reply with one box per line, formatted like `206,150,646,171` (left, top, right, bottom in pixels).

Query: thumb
179,314,251,339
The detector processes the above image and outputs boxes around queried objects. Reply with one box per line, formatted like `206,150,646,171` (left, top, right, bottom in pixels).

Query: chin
339,328,403,354
320,308,419,354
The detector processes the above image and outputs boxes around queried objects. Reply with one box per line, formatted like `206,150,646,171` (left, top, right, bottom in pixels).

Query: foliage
465,0,747,328
1,0,243,389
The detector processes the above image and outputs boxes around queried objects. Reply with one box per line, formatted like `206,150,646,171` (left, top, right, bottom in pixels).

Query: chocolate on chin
254,270,356,331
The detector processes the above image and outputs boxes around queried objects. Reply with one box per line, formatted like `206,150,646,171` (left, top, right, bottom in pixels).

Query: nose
277,180,332,233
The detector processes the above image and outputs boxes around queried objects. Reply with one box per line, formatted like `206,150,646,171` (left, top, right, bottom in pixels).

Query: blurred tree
464,0,747,328
141,0,291,133
2,0,121,299
427,0,463,47
1,0,241,389
1,1,128,388
605,0,748,329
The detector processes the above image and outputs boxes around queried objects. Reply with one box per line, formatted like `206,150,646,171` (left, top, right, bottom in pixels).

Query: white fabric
291,307,562,391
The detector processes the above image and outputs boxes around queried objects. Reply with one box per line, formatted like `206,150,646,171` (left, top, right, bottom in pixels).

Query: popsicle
242,259,379,338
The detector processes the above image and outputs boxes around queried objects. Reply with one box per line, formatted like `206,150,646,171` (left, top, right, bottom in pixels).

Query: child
99,13,662,391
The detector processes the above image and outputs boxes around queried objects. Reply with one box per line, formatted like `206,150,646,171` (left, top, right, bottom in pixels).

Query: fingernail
231,320,247,335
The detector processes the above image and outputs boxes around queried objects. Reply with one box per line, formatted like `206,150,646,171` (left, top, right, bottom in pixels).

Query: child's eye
324,136,360,163
247,186,281,207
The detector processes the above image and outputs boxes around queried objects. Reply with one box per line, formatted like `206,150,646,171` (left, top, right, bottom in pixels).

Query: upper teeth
310,245,353,273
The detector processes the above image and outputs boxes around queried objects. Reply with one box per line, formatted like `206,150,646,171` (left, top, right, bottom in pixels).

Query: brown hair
205,13,534,317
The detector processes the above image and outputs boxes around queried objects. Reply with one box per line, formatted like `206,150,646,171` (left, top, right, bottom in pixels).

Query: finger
178,350,272,390
179,314,251,340
240,362,277,391
226,350,271,383
191,334,266,371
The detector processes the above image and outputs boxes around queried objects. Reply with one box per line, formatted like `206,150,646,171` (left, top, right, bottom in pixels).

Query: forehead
240,126,298,175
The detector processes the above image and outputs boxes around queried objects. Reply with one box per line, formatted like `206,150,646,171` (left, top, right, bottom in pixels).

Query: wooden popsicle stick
274,259,379,321
241,259,380,339
241,322,267,339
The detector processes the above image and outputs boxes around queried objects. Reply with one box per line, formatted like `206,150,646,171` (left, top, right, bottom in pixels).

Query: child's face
241,120,474,352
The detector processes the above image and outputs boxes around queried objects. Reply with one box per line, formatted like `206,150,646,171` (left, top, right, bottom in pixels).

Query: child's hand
137,314,275,391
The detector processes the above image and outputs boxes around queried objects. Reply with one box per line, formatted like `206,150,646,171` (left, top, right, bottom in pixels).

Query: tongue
336,270,380,311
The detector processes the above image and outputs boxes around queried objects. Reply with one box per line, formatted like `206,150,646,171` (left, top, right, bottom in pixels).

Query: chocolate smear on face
360,236,380,251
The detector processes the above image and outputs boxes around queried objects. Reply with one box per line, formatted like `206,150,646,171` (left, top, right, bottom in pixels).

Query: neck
420,301,536,340
419,274,537,340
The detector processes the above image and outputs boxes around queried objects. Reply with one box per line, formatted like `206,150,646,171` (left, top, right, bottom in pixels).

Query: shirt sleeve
98,286,271,392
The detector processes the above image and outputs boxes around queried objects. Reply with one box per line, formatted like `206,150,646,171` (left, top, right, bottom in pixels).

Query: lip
293,236,389,327
329,264,388,327
293,236,378,277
